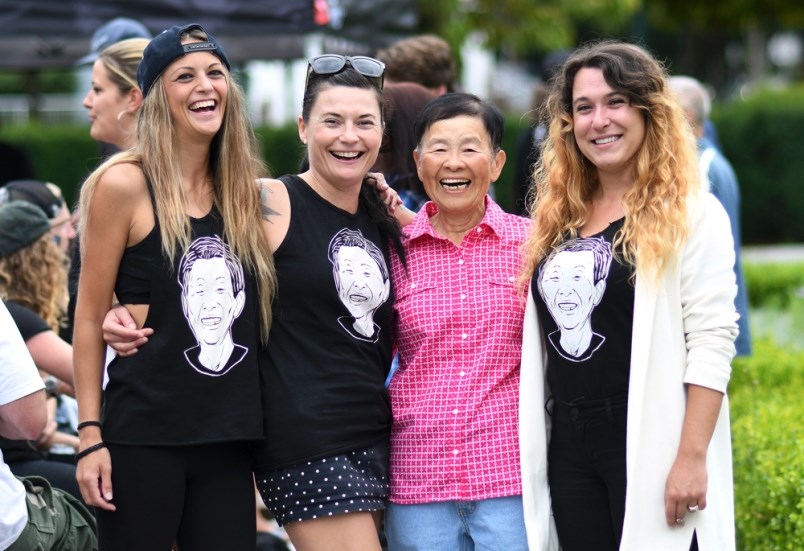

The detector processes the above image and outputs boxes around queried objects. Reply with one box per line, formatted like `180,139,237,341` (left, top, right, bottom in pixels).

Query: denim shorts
385,495,528,551
255,442,389,526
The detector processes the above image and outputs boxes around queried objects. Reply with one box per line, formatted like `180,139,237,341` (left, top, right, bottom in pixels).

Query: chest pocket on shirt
486,273,527,337
394,278,438,303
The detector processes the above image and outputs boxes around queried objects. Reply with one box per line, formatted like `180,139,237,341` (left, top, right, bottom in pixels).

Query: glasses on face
306,54,385,89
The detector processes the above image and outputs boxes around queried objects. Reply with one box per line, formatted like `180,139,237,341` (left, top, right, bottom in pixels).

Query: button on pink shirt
389,198,529,503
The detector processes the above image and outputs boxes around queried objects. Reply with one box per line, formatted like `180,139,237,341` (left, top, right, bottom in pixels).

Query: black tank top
102,206,263,445
253,175,394,471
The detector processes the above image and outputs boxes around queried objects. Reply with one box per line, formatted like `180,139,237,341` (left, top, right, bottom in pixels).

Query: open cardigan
520,191,739,550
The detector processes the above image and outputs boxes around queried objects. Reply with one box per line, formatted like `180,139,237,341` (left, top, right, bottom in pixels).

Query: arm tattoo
260,184,280,223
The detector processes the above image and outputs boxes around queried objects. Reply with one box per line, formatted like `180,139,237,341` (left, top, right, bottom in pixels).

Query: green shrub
713,85,804,244
744,262,804,309
730,340,804,550
0,124,99,207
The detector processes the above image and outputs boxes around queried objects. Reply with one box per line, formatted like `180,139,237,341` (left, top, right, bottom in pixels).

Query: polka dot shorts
255,442,389,526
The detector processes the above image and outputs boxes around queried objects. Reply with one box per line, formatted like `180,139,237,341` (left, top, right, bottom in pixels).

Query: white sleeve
681,193,739,392
0,301,45,406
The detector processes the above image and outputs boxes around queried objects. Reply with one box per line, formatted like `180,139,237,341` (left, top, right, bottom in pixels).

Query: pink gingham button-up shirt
389,197,529,503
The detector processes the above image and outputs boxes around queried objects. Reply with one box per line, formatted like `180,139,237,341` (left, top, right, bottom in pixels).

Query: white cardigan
520,192,739,551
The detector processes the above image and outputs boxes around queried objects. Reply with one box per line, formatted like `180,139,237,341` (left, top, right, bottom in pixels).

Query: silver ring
675,517,685,525
688,504,700,513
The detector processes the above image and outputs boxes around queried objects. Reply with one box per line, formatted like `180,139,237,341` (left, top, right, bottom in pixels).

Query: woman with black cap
73,24,276,550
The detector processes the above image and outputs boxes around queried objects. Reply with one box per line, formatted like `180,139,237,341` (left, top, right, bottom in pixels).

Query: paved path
742,244,804,264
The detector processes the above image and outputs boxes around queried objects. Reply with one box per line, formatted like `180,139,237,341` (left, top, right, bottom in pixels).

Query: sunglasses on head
306,54,385,89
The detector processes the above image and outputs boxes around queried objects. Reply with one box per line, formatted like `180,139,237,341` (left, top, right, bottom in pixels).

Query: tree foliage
646,0,804,30
418,0,640,56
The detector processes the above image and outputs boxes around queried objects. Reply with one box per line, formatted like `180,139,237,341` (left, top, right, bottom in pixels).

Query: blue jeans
385,495,527,551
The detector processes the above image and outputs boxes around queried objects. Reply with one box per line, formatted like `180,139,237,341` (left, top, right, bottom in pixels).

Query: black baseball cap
0,180,64,220
0,201,51,258
137,23,230,98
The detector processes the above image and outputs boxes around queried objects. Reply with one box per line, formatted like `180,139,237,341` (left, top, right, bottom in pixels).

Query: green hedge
712,85,804,244
744,262,804,309
730,339,804,550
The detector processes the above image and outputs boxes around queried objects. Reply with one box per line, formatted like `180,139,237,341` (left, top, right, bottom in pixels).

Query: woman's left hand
366,172,403,212
664,452,708,528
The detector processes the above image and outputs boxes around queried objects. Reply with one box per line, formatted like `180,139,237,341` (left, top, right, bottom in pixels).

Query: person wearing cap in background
72,23,275,550
0,179,76,256
0,201,83,502
77,17,152,160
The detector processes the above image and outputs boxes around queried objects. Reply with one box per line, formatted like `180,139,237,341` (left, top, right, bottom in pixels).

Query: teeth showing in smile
332,151,361,159
440,178,470,190
190,100,215,111
593,136,619,145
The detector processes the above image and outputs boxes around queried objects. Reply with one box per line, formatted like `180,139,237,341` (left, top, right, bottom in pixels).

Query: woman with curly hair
0,201,80,499
519,41,738,550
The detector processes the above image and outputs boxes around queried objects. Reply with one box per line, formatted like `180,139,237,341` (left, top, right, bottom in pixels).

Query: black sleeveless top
102,205,263,445
252,175,394,471
531,219,635,403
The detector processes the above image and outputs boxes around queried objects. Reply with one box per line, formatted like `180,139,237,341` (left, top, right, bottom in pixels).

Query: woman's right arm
73,163,144,511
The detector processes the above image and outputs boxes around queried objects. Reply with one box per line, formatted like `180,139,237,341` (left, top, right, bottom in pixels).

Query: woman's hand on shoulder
365,172,415,226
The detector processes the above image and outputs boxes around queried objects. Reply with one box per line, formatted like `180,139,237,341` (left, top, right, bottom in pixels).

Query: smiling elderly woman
383,93,545,551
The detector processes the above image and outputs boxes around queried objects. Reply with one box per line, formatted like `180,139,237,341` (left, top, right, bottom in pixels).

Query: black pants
97,441,256,551
548,397,699,551
548,397,628,551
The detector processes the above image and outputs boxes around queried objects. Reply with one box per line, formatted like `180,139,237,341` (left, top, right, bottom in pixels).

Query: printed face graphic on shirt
179,236,247,376
328,228,391,342
537,236,612,361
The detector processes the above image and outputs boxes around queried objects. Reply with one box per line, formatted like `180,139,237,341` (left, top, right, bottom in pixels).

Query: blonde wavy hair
523,40,700,283
80,28,276,340
0,236,68,331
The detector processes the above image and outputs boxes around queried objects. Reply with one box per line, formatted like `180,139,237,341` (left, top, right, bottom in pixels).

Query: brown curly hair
0,234,68,331
523,40,700,283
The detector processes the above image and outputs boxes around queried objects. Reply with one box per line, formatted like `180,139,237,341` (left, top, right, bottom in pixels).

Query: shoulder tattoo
260,184,280,223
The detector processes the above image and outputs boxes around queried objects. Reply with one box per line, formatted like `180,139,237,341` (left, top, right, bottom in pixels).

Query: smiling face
299,85,383,188
571,67,646,184
162,42,228,141
334,245,390,320
414,115,505,223
183,256,244,346
83,60,133,147
539,249,605,331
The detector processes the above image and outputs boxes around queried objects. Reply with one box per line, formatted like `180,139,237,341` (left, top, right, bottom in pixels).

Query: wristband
77,421,102,431
75,442,107,463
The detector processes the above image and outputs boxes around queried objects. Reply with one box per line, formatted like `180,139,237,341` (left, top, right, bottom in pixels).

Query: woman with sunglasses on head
73,24,276,550
519,41,738,550
246,54,403,551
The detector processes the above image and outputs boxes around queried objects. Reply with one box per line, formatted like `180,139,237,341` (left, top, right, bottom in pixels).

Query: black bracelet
76,421,102,431
75,442,107,463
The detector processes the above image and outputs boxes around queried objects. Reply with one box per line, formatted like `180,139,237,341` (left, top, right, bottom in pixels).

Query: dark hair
375,35,456,92
300,65,405,267
555,41,664,120
413,92,504,151
375,82,437,198
301,67,383,123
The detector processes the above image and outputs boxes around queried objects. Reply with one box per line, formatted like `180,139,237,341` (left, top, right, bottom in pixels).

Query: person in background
520,41,738,550
0,201,81,500
375,35,457,96
373,82,437,212
66,36,151,343
0,300,97,551
76,17,153,160
668,75,751,357
0,179,77,256
383,92,545,550
73,23,275,550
